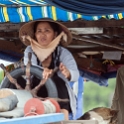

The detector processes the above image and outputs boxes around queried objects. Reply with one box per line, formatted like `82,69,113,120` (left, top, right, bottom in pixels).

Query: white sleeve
59,47,80,82
23,46,38,66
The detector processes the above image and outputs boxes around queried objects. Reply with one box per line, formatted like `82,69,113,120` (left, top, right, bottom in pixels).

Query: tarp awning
44,0,124,16
0,0,124,23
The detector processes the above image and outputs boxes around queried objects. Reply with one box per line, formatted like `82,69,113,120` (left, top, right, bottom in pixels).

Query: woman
19,18,79,120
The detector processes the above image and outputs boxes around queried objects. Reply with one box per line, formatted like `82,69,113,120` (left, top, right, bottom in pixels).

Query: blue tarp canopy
44,0,124,16
0,0,124,23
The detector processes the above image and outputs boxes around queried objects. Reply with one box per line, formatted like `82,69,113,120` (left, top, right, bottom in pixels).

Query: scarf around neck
23,31,66,62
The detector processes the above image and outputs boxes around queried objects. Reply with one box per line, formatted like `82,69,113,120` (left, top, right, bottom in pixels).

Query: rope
42,100,56,114
24,98,60,116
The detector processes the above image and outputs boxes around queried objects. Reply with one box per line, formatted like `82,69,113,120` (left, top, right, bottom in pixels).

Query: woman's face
35,22,57,46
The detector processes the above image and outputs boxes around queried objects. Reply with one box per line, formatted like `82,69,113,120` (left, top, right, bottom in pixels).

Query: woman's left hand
59,63,71,80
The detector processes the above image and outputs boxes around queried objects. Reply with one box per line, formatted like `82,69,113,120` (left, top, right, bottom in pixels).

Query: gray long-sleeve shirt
24,45,80,117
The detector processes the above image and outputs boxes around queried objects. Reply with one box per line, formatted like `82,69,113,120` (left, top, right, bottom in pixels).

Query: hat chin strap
22,32,67,62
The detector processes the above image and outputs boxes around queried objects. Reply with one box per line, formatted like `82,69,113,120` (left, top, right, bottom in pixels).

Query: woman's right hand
42,68,53,80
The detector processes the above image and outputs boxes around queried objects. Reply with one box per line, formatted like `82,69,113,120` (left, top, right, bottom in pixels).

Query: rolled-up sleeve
60,47,79,82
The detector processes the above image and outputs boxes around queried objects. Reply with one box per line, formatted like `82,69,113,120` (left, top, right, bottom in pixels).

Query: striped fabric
0,0,124,23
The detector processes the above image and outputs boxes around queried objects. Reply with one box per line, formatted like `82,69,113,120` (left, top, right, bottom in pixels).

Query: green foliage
83,78,116,112
0,70,4,84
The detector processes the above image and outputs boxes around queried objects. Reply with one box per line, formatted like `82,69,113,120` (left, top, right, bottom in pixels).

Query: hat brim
19,18,72,47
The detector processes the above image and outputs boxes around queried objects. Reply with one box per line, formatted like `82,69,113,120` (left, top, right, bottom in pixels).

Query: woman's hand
42,68,53,80
59,63,71,80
